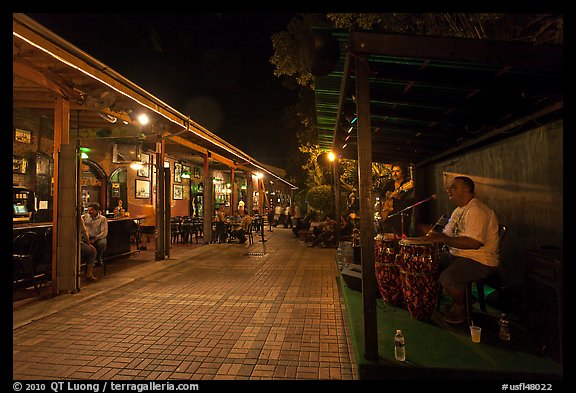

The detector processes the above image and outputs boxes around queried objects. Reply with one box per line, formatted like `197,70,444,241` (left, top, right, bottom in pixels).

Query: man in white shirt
82,202,109,266
426,176,499,324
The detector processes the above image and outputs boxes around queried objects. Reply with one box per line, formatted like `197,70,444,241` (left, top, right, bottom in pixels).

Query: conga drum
374,233,403,306
398,237,439,320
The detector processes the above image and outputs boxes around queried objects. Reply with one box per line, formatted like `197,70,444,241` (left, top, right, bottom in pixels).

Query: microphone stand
386,195,437,235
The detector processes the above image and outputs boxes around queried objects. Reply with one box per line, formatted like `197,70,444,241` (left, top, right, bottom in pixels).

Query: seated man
293,209,316,238
426,176,499,324
308,215,337,248
339,214,352,237
231,210,252,244
213,207,228,243
82,202,108,266
81,219,98,281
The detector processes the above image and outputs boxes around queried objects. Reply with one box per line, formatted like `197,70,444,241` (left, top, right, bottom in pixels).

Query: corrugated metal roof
314,30,563,166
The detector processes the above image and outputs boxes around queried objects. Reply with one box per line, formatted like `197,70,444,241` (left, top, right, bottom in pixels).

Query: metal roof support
331,49,352,152
355,54,378,362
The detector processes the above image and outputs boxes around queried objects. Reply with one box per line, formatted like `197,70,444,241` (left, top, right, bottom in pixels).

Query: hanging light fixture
130,162,143,170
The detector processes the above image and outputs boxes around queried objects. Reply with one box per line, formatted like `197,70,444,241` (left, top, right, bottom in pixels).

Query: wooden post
202,153,213,243
52,96,72,295
246,173,254,216
355,55,378,361
229,168,235,216
334,158,341,244
155,140,165,260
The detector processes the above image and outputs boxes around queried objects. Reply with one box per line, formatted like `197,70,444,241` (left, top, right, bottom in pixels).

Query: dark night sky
26,13,299,168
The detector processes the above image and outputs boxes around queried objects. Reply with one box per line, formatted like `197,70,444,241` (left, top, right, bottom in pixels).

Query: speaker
341,263,362,291
523,248,563,364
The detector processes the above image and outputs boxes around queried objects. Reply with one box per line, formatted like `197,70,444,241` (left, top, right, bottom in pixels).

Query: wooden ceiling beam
350,31,562,70
13,60,73,98
170,135,237,169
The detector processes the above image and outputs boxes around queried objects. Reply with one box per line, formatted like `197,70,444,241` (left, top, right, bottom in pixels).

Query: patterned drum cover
398,237,439,320
374,235,403,306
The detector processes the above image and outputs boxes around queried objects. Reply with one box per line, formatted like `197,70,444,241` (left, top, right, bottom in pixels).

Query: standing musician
379,163,415,236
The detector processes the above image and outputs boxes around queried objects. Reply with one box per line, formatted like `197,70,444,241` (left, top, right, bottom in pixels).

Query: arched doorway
81,160,107,212
109,167,128,214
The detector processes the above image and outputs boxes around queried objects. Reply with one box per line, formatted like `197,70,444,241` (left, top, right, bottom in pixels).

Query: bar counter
13,215,146,261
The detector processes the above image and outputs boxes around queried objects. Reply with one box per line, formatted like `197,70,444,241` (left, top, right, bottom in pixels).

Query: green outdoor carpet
338,275,562,380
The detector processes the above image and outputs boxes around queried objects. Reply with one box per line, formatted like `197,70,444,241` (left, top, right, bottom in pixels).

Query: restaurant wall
424,118,563,287
13,110,55,192
81,139,118,212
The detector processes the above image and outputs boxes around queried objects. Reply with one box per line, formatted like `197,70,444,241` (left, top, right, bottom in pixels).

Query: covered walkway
12,228,357,380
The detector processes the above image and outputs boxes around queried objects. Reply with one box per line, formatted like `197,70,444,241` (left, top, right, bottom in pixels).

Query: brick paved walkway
13,228,357,380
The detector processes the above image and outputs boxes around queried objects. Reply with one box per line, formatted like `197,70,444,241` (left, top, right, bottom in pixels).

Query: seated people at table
426,176,500,324
293,209,316,238
213,207,227,243
231,210,253,244
113,198,125,218
82,202,108,265
230,209,241,224
308,215,338,248
81,218,98,281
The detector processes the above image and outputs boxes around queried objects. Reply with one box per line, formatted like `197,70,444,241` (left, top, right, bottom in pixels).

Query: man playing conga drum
426,176,500,324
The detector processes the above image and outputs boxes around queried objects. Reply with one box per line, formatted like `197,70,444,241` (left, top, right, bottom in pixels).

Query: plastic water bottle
336,243,345,270
499,313,511,341
394,329,406,361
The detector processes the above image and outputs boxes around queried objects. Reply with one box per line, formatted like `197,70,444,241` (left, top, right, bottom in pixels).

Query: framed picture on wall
15,128,32,144
135,179,150,199
138,153,150,177
13,156,28,174
174,162,182,183
173,184,183,200
182,165,191,179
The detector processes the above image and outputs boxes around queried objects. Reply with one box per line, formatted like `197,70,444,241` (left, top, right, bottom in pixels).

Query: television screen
13,204,28,215
112,143,141,163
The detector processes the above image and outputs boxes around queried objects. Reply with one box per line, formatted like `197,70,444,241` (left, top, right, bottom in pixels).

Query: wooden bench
298,221,320,242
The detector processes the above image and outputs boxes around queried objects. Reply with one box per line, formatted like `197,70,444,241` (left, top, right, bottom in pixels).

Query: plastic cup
470,326,481,343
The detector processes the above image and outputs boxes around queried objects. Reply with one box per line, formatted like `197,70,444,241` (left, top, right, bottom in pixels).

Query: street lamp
328,151,340,243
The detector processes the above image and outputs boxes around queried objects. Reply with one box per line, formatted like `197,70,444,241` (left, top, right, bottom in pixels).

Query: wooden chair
13,231,43,292
180,217,193,243
192,217,203,243
170,217,183,243
246,222,255,245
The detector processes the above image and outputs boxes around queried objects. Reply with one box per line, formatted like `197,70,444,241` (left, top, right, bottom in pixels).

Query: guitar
380,180,414,219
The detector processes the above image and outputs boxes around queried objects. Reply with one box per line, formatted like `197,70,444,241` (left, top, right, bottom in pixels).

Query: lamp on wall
130,162,143,170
